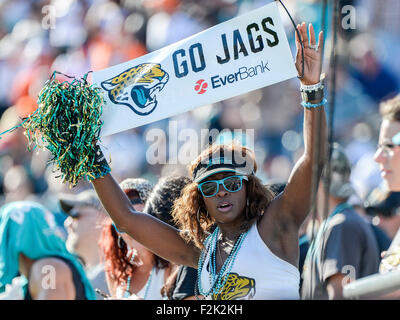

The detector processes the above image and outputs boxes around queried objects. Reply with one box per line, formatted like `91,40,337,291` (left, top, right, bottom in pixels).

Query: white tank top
116,267,166,300
200,223,300,300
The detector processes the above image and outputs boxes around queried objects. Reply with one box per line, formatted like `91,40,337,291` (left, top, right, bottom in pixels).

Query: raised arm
263,23,327,228
282,23,326,226
92,173,199,268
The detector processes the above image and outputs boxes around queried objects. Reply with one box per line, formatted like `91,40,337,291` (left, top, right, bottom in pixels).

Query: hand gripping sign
93,1,297,137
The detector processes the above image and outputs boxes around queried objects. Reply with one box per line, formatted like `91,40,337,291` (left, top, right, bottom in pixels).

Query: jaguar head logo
101,63,169,116
213,273,256,300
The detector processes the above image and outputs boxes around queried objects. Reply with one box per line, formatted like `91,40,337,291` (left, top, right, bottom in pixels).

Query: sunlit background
0,0,399,228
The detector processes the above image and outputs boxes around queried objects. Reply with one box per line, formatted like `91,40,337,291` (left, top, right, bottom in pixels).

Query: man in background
59,189,109,300
301,143,380,299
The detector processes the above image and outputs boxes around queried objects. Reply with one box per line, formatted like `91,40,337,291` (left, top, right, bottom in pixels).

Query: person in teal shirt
0,201,95,300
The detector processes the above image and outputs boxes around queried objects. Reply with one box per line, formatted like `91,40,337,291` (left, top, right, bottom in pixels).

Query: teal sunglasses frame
197,175,248,198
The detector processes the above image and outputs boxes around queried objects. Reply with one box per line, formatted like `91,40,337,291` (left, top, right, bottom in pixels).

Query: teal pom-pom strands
0,71,110,187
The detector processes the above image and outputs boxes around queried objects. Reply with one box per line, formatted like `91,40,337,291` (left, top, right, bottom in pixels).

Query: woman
143,175,199,300
99,177,175,299
91,22,326,299
100,176,198,299
0,201,95,300
100,220,173,299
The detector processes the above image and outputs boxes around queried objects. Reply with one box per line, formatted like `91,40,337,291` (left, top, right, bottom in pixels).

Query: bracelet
301,98,327,108
300,73,326,91
301,87,324,102
300,81,323,92
87,165,111,181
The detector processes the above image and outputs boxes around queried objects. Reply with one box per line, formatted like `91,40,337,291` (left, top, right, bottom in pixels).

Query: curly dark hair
172,143,275,249
143,175,192,298
144,175,191,228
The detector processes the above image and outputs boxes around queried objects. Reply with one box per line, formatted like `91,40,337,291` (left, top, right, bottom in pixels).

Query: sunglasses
376,143,398,157
68,208,80,219
197,175,248,198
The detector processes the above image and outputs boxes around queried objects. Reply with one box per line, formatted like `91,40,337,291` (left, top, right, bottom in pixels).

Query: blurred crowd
0,0,400,300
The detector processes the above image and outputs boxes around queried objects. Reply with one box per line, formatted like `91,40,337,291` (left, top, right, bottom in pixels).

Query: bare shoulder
257,194,300,266
258,193,296,234
31,257,73,278
29,257,75,300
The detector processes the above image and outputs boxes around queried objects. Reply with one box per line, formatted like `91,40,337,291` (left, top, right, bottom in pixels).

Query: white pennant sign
93,1,297,137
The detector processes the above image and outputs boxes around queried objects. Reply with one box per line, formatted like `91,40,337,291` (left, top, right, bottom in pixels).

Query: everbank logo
194,79,208,94
193,60,270,95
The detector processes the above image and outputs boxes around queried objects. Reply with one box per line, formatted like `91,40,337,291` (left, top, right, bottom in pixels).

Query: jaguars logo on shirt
213,273,256,300
101,63,169,116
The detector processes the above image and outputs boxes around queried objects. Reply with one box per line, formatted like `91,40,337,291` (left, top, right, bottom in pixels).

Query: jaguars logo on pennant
101,63,169,116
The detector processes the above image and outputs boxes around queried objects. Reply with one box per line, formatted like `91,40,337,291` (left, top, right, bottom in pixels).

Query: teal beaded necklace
123,251,154,300
123,267,154,299
197,226,249,298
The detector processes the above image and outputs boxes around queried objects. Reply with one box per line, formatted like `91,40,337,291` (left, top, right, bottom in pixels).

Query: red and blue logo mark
194,79,208,94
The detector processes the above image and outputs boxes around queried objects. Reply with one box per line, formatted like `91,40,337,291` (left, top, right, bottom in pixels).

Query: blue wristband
301,98,327,108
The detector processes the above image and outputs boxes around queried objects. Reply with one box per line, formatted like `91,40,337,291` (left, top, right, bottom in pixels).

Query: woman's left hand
295,22,324,86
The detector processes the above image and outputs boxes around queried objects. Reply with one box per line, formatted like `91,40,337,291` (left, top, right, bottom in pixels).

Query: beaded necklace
123,266,154,299
196,226,249,298
123,251,154,300
123,250,137,298
142,267,154,299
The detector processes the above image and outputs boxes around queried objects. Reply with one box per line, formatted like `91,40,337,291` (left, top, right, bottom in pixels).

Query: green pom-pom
22,71,108,187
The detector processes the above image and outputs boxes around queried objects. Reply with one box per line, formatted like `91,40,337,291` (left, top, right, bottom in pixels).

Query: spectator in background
335,93,400,299
335,94,400,300
374,94,400,191
347,192,391,256
3,165,35,203
99,177,177,300
349,34,399,104
373,94,400,298
0,105,49,207
356,0,400,77
301,143,380,300
143,175,199,300
59,189,109,300
0,201,95,300
365,190,400,240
